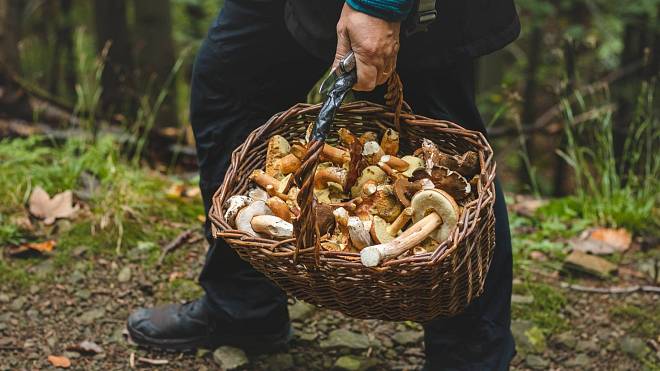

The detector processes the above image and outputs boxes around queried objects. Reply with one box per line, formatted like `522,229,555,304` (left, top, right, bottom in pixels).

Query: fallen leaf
510,195,548,218
529,251,548,261
7,240,56,257
137,357,169,365
67,340,103,354
48,355,71,368
571,227,632,255
29,186,79,225
166,184,186,199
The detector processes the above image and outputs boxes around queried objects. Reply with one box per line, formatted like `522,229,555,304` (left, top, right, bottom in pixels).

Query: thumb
332,28,352,71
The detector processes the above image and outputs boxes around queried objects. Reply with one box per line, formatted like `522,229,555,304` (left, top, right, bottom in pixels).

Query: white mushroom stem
348,216,372,250
379,155,409,172
386,207,413,236
251,215,293,238
235,201,273,237
360,213,442,267
333,207,350,227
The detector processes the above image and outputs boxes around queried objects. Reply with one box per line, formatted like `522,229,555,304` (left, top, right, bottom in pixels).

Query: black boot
127,297,291,352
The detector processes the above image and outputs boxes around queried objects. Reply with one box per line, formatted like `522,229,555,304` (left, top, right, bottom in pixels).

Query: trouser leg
190,0,326,333
396,60,515,370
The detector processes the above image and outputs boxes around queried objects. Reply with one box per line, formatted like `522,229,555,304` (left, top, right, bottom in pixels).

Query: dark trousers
191,1,514,369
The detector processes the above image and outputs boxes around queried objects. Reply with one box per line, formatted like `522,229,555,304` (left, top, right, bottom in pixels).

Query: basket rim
209,100,497,270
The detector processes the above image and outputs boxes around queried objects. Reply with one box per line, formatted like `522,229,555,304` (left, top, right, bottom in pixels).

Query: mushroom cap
401,156,424,178
350,166,388,198
223,195,253,227
429,166,471,201
234,200,273,237
370,215,395,244
410,189,459,242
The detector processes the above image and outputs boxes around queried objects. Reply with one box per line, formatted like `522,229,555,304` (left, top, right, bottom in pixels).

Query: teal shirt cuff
346,0,413,22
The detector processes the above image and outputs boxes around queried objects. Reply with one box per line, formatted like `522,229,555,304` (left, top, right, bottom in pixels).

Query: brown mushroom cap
370,215,395,244
380,128,400,156
410,189,460,242
350,166,388,198
429,166,471,201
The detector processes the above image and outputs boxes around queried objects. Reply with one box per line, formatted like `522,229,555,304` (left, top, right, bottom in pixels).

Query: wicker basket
209,75,496,322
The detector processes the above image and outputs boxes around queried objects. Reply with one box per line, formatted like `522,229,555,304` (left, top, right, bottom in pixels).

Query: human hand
333,3,401,91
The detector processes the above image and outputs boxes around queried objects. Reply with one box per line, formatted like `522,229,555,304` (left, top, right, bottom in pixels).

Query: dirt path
1,237,658,370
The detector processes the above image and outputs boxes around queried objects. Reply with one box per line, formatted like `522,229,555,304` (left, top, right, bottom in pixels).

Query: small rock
32,260,54,277
29,285,40,294
0,293,10,303
288,301,315,322
525,354,549,370
565,353,590,368
563,250,617,278
69,270,85,284
75,290,91,300
262,353,294,371
213,346,248,370
297,332,318,342
391,331,423,346
333,355,380,371
10,297,27,311
511,294,534,304
117,266,132,283
576,339,598,354
511,320,546,354
63,351,80,359
77,309,105,325
555,331,577,349
320,329,370,350
619,336,648,359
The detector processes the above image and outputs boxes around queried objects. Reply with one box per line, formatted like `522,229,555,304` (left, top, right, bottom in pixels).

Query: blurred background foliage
0,0,658,204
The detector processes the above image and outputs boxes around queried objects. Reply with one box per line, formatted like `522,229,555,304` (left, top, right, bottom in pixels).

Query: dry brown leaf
571,227,632,255
510,195,548,218
68,340,103,354
7,240,56,257
29,186,78,225
48,355,71,368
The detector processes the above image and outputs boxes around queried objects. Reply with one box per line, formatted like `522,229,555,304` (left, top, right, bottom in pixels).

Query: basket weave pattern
209,92,496,322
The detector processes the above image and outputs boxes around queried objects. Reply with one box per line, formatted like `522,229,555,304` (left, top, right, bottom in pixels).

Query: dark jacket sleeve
345,0,413,21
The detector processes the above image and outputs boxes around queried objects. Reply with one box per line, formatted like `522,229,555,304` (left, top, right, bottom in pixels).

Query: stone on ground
391,331,423,346
511,320,546,354
320,329,370,350
117,266,132,283
565,353,591,368
333,355,380,371
288,301,315,322
619,336,648,359
525,354,549,370
563,250,617,278
213,346,248,370
554,331,577,349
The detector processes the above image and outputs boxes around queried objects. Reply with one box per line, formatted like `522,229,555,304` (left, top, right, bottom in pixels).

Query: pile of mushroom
223,127,480,267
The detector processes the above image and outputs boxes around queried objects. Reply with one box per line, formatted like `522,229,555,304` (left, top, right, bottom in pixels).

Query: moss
512,281,568,334
611,304,660,338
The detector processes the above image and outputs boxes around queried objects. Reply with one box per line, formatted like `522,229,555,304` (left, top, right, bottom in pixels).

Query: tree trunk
133,0,178,128
0,0,30,117
94,0,133,116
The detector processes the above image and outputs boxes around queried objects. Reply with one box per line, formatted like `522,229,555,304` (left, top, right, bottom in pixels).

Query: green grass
556,81,659,237
0,135,203,288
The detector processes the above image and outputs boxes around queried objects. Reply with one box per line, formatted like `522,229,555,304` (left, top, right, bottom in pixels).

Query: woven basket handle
292,73,406,263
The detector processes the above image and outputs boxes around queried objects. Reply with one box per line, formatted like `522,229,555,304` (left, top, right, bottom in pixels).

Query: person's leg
128,0,326,350
396,60,515,370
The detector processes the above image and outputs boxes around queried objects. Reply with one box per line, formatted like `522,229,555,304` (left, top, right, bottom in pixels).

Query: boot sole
127,324,293,353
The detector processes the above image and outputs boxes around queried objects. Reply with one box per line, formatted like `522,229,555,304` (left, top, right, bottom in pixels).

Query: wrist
345,0,412,22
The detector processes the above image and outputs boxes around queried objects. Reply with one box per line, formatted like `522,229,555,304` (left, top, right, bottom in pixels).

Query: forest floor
0,138,659,371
